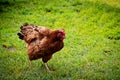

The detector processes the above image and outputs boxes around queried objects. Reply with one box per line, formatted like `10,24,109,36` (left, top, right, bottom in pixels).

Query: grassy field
0,0,120,80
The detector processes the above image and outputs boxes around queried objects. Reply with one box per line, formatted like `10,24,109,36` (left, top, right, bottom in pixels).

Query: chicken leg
42,56,52,71
29,61,32,66
44,63,50,71
29,61,50,71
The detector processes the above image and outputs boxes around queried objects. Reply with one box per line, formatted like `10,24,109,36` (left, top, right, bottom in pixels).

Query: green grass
0,0,120,80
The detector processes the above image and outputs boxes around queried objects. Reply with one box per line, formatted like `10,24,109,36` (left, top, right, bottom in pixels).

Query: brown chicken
17,23,65,71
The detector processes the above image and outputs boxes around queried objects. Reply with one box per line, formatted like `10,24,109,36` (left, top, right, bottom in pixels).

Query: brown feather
18,23,65,65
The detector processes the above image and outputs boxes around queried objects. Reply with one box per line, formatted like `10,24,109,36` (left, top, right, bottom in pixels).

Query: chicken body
17,23,65,71
27,30,64,63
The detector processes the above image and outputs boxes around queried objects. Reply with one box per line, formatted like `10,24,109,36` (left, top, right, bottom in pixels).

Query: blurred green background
0,0,120,80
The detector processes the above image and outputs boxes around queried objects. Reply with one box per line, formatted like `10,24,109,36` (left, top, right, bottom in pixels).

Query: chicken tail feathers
18,23,51,44
17,33,24,40
18,23,39,43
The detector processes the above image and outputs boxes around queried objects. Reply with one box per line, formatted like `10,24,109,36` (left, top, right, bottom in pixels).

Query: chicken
17,23,65,71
